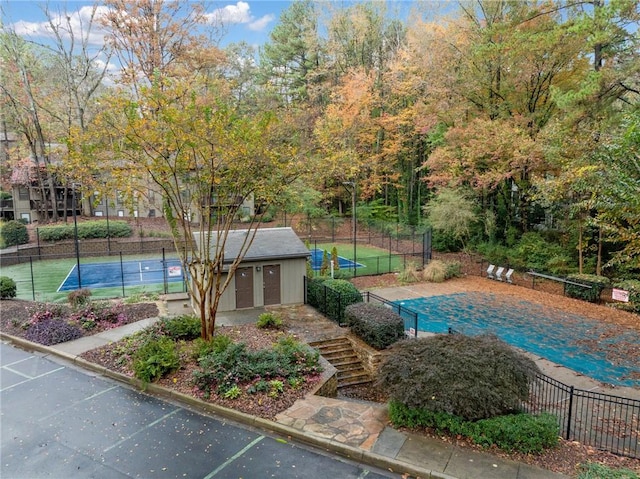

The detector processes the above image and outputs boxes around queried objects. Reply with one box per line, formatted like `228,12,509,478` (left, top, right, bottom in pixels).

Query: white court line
103,408,180,452
202,435,264,478
57,264,77,292
139,261,143,282
0,366,65,392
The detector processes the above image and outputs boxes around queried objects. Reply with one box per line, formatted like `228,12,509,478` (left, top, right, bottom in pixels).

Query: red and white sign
612,288,629,302
168,266,182,278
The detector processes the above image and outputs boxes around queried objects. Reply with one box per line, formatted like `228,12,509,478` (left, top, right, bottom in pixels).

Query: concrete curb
1,332,452,479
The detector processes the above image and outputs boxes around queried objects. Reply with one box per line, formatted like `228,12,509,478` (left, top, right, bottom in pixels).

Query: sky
1,0,294,48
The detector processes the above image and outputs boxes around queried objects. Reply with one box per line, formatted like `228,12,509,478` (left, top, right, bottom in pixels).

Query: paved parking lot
1,341,400,479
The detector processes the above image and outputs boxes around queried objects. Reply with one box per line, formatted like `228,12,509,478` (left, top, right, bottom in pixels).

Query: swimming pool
396,292,640,388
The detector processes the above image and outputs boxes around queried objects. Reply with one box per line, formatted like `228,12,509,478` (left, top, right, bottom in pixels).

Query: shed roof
193,227,310,263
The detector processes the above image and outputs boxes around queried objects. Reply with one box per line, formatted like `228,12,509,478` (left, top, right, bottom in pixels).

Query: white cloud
248,14,275,32
11,5,111,46
205,1,252,25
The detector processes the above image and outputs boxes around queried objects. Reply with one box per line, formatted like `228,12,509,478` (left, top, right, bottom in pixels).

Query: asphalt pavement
1,342,402,479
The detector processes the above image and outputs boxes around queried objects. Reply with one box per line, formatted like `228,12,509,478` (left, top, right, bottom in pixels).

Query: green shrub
132,337,180,384
191,334,233,360
1,220,29,247
256,312,283,329
344,302,405,350
38,220,132,242
468,412,559,453
422,260,447,282
577,462,640,479
378,334,539,421
444,261,463,279
0,276,17,299
388,401,559,454
68,288,92,308
320,278,362,324
159,315,201,340
306,276,330,309
193,337,321,396
565,274,610,303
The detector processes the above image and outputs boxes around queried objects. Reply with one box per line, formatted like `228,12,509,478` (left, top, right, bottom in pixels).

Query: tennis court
310,249,364,271
58,259,185,292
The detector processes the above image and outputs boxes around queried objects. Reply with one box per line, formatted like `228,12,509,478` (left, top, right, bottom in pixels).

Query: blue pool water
396,293,640,388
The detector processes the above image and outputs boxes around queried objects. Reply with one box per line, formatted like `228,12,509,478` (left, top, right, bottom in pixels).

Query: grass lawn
1,253,186,302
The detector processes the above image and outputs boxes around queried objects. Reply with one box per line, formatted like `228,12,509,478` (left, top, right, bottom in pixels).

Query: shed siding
214,258,306,312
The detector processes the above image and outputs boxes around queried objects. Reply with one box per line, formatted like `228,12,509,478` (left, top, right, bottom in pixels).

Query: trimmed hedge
388,401,559,454
37,220,132,242
565,274,610,303
0,220,29,247
320,278,362,325
345,302,405,350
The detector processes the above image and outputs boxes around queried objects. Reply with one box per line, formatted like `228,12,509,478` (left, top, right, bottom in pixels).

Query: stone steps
309,337,371,388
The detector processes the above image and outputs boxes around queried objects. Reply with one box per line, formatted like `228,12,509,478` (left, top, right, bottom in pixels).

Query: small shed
192,227,310,312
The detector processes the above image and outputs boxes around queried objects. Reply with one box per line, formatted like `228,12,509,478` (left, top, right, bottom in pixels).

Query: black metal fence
524,372,640,458
2,248,188,302
352,292,640,458
361,291,418,338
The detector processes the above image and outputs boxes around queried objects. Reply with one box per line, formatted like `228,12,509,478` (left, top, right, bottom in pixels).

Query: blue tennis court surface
58,259,184,291
310,249,364,271
397,292,640,388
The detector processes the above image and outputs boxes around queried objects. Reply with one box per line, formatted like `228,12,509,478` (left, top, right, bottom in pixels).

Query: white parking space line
202,435,265,478
0,366,65,392
103,408,180,453
38,386,119,422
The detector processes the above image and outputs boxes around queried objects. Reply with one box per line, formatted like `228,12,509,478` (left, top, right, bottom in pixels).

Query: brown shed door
263,264,281,306
235,267,254,309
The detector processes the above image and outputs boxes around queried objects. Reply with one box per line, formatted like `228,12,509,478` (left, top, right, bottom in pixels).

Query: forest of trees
1,0,639,285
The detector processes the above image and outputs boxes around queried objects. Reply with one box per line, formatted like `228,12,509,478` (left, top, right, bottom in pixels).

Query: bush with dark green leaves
25,319,83,346
345,302,405,350
0,220,29,248
0,276,17,299
132,336,180,384
388,401,559,454
37,220,132,242
565,274,610,303
193,336,321,395
378,334,539,421
306,276,330,309
158,314,201,340
320,278,362,324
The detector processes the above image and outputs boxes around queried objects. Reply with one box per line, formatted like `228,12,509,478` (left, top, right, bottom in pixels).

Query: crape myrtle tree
74,76,303,341
69,0,304,341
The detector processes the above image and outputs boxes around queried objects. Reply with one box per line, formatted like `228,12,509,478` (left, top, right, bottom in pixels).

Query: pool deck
371,281,640,400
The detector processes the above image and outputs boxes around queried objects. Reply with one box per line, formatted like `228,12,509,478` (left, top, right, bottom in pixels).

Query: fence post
29,256,35,301
565,386,574,440
162,248,167,294
119,252,125,297
36,228,41,259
